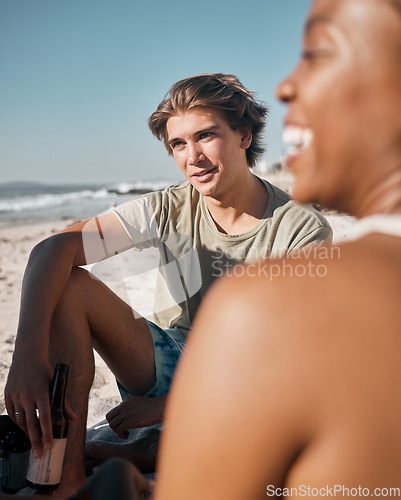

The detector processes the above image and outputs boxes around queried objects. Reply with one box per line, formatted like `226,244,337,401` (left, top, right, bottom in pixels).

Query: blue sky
0,0,311,184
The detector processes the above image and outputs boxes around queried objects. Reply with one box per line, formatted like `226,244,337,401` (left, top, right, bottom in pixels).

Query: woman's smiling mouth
282,125,314,165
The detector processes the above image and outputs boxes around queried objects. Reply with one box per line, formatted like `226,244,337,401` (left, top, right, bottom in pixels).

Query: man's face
277,0,401,216
166,107,250,199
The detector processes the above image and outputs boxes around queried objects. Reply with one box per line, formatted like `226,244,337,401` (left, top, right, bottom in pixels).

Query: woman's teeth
282,126,313,157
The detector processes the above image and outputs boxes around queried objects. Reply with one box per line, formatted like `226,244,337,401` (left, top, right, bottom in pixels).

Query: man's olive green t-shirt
113,177,332,338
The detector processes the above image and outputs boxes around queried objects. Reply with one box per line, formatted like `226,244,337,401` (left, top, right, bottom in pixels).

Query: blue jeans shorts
117,320,186,400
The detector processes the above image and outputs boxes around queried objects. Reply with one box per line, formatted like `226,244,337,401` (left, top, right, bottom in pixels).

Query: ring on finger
14,410,26,419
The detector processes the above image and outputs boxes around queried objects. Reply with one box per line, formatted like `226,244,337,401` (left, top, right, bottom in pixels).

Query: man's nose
188,143,205,165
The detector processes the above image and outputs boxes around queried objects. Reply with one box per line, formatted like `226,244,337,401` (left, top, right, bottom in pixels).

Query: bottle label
2,450,30,490
26,438,67,486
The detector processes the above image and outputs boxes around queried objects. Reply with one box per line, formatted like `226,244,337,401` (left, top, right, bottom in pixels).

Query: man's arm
5,212,133,458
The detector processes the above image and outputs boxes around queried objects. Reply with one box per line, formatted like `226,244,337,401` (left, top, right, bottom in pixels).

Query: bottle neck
50,367,68,411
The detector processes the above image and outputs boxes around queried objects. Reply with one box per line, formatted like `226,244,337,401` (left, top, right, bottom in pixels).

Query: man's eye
171,141,184,149
200,132,213,140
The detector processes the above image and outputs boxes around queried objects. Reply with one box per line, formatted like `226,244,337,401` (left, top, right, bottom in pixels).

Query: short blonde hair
148,73,268,168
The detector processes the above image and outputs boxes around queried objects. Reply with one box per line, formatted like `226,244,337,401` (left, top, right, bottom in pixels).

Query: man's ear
240,127,252,150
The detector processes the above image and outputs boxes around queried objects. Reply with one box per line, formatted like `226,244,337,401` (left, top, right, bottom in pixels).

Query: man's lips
192,167,218,180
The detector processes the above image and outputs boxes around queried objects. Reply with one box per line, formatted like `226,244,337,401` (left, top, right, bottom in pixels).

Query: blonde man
5,73,330,496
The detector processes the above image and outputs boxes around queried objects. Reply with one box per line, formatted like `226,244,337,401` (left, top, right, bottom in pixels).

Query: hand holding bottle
4,354,77,460
5,354,55,455
26,363,70,491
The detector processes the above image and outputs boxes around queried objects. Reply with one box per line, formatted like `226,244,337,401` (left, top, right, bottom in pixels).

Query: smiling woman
150,1,401,499
277,0,401,216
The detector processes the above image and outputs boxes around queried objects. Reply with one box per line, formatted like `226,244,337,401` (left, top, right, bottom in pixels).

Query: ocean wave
0,188,110,213
109,180,173,195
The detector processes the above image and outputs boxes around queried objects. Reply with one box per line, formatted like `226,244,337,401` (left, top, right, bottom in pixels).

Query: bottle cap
55,364,69,372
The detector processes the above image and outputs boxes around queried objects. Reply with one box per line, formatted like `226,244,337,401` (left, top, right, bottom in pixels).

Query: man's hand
4,354,77,458
106,395,166,439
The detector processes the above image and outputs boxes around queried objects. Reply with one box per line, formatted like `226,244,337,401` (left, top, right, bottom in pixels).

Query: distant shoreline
0,179,177,224
0,171,349,225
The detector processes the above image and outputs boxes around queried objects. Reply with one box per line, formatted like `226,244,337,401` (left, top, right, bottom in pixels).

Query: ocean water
0,180,174,224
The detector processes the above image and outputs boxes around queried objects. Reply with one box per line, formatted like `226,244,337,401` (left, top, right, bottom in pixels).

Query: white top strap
345,214,401,241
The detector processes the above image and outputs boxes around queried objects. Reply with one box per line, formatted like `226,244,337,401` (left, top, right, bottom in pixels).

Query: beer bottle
26,363,69,491
1,416,31,494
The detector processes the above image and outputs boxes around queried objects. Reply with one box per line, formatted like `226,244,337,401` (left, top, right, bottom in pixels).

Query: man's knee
57,267,94,312
70,266,95,287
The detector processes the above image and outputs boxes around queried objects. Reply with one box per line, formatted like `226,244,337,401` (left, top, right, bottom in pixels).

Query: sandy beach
0,173,358,428
0,220,118,425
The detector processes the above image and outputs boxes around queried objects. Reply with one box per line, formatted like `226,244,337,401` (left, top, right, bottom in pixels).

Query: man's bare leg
47,267,156,497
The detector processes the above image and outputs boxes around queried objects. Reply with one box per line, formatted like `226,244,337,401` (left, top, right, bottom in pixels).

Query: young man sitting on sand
4,73,331,497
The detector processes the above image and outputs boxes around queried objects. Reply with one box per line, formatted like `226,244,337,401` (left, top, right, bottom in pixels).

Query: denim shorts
117,320,186,400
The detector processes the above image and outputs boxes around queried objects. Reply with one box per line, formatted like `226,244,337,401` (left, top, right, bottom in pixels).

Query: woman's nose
276,75,296,103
